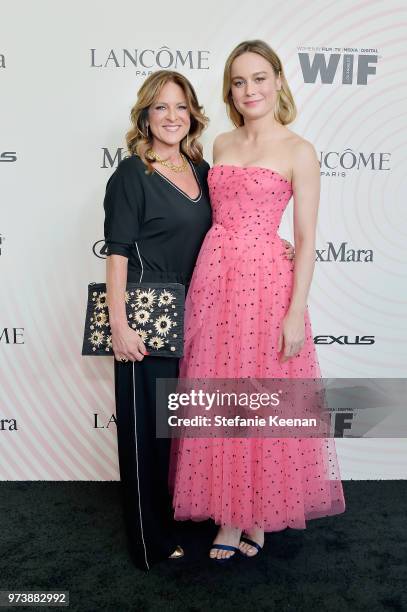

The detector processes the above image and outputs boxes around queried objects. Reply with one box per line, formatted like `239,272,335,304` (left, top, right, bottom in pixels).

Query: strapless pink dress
170,165,345,531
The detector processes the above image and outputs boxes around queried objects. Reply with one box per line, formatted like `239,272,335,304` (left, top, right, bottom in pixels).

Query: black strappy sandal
209,543,239,563
239,535,263,558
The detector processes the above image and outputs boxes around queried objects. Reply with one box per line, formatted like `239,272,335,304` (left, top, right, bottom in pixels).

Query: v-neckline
153,158,202,202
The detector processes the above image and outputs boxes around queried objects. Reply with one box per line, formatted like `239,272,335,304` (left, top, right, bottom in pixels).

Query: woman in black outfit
103,70,212,571
103,70,294,571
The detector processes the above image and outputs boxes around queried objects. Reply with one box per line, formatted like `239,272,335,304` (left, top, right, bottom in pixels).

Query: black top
103,154,212,287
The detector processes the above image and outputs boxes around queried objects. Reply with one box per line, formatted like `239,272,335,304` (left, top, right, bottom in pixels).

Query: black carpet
0,481,406,612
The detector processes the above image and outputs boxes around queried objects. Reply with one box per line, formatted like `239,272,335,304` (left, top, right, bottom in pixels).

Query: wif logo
298,47,378,85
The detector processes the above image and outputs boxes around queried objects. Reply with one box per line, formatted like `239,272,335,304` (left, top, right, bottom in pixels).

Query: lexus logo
0,152,17,162
314,335,375,345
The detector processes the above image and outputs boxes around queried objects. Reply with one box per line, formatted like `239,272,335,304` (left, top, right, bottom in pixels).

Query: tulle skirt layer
170,227,346,530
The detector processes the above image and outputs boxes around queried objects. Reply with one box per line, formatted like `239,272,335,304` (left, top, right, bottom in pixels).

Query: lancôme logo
319,149,390,178
91,46,210,72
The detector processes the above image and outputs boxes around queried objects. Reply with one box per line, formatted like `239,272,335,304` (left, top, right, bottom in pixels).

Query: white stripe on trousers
132,361,150,570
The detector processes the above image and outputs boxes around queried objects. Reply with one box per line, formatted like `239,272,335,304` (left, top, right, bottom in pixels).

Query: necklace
146,148,188,173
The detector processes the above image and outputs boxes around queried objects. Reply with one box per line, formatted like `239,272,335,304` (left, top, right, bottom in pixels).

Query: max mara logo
316,242,373,262
0,418,18,431
101,147,125,169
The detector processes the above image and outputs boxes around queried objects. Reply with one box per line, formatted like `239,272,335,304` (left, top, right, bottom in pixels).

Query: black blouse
103,154,212,287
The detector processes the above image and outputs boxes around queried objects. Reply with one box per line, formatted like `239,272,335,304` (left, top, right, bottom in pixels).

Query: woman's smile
243,99,262,106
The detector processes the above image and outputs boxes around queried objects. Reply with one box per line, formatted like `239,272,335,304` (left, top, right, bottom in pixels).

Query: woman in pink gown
170,40,346,561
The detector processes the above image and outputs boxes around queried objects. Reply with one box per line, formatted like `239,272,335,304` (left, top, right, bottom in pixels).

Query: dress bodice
207,165,293,237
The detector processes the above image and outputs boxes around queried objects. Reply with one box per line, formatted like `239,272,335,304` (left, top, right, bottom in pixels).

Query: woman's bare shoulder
212,129,239,159
285,128,318,160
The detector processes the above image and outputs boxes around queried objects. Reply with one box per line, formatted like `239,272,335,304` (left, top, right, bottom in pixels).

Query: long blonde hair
223,40,296,126
126,70,208,171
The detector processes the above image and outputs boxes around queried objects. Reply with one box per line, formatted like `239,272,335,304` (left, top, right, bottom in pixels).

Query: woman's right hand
111,323,149,362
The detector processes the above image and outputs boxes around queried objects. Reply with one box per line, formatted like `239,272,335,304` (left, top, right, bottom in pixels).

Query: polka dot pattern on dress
169,165,346,531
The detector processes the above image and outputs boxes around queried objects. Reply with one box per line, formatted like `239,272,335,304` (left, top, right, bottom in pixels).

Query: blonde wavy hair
126,70,208,171
223,40,296,126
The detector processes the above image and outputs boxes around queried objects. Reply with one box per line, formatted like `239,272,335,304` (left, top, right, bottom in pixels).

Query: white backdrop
1,0,406,479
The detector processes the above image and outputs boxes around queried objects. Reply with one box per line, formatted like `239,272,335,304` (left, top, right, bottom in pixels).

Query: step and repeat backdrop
1,0,406,479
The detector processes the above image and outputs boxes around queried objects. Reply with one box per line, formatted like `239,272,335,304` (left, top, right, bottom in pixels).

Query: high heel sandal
239,535,263,558
209,544,239,563
169,545,184,559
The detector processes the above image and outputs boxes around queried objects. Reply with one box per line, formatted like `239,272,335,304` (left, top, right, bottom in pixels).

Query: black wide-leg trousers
114,356,179,571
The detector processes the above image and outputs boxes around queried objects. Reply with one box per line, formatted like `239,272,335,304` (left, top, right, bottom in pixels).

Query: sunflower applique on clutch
82,283,185,358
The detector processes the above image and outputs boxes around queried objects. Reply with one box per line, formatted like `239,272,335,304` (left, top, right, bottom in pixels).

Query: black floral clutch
82,282,185,358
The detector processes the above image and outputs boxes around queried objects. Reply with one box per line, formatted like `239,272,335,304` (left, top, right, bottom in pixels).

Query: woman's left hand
281,239,295,260
277,310,305,362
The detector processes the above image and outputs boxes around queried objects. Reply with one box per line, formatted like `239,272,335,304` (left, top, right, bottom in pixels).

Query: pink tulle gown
170,164,346,531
